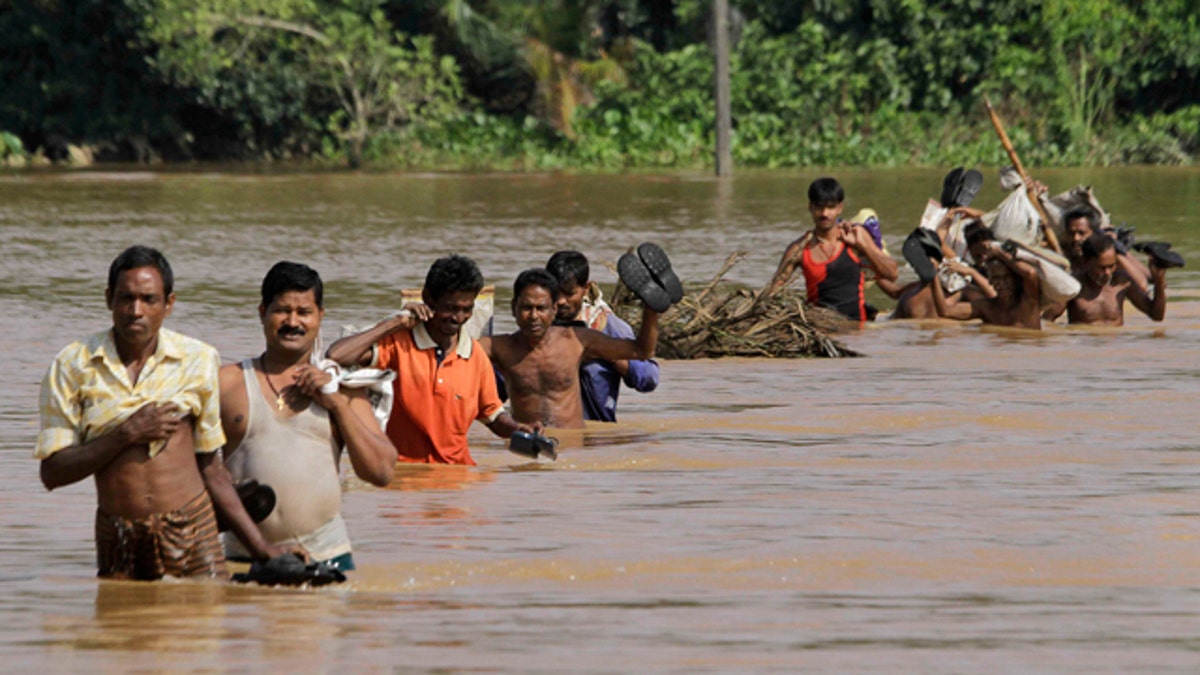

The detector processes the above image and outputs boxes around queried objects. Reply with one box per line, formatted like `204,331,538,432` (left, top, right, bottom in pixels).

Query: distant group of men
36,246,660,582
770,176,1174,330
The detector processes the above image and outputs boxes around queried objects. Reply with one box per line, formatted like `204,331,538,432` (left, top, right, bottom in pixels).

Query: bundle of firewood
610,252,859,359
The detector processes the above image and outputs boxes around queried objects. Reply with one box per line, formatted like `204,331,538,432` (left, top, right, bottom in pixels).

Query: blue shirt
579,311,659,422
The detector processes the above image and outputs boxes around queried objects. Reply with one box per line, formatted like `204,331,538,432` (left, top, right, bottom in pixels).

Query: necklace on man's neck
260,352,289,411
815,235,839,258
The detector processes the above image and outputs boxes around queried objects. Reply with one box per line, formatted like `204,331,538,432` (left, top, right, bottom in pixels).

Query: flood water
2,167,1199,672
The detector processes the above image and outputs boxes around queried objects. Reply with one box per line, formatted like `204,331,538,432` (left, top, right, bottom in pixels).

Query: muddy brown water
2,167,1199,671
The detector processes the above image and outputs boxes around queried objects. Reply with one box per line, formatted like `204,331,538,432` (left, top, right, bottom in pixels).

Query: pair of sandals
1132,241,1185,269
215,479,277,532
618,242,684,313
232,552,347,587
902,228,944,284
941,167,984,208
509,430,559,461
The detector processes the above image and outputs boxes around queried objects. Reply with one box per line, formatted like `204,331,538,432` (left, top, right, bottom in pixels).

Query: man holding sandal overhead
479,244,681,430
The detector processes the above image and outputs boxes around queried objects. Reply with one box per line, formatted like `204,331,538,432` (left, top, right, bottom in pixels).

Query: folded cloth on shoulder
1010,244,1081,304
317,358,395,431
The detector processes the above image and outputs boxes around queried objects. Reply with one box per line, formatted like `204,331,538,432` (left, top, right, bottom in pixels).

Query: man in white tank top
219,262,396,571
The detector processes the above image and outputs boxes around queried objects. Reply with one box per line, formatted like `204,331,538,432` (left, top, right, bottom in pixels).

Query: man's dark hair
513,268,561,301
1063,206,1100,232
546,250,589,290
808,177,844,205
1081,232,1115,261
964,220,995,246
108,245,173,296
261,261,323,308
424,254,485,303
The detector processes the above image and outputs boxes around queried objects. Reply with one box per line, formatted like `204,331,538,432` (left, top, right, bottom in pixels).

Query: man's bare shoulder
218,361,245,385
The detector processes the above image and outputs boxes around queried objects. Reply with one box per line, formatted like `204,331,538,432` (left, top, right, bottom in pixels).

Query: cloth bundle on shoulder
1010,243,1081,306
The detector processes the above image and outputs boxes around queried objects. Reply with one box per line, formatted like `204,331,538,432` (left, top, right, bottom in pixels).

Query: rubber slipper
953,169,984,207
618,252,672,312
232,553,347,587
509,431,559,461
216,480,276,531
1135,241,1185,269
636,242,684,303
902,229,938,284
940,167,964,208
237,480,276,523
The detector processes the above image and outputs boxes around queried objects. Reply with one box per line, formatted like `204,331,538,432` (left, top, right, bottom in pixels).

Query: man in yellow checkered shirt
36,246,290,580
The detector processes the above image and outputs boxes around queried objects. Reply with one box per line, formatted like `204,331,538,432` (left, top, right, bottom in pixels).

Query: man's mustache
277,327,306,337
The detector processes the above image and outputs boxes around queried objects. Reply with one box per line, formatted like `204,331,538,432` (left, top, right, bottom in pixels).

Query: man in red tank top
768,178,898,321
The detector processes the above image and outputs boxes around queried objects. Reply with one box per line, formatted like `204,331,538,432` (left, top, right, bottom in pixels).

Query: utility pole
713,0,732,176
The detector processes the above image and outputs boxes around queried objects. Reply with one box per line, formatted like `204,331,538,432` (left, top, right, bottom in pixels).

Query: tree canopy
1,0,1197,167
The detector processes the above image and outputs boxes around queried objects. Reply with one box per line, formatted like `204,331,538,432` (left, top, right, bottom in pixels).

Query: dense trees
1,0,1196,167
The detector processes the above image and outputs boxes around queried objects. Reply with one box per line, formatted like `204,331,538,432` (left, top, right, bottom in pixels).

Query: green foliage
139,0,463,165
0,131,25,159
2,0,1198,168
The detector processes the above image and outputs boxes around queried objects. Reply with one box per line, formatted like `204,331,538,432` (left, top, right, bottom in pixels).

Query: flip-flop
618,252,672,312
232,553,347,587
953,169,984,207
636,242,684,303
940,167,964,207
237,480,276,523
216,480,276,531
902,229,939,284
1134,241,1185,269
509,431,559,461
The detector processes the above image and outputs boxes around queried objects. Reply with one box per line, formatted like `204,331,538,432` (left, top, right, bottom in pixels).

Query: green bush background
1,0,1196,168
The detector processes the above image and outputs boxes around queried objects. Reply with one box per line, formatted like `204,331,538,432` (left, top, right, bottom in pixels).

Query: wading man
768,177,898,321
220,261,396,572
546,250,660,422
479,268,660,429
1055,234,1166,326
36,245,286,581
327,254,534,465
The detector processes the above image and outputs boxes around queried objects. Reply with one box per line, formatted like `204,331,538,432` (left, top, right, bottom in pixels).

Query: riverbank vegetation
2,0,1197,169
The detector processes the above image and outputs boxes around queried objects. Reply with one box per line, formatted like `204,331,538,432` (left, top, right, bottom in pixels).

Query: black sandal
618,252,672,312
637,242,684,304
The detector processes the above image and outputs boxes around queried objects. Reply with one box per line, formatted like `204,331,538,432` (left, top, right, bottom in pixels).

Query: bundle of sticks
610,252,859,359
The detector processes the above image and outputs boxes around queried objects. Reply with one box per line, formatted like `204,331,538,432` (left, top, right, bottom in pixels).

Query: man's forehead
112,266,165,291
268,288,320,307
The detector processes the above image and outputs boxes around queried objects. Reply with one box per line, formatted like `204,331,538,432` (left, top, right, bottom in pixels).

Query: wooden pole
983,96,1062,254
713,0,732,177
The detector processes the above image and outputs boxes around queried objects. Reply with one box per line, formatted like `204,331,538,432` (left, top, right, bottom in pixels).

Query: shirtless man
767,177,898,321
892,212,994,319
893,258,995,319
1063,206,1152,283
478,268,659,429
220,261,396,572
546,250,660,422
1055,234,1165,326
932,239,1043,330
36,245,287,580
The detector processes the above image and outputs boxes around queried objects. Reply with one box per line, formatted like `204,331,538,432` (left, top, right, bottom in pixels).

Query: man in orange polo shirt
327,255,535,465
